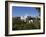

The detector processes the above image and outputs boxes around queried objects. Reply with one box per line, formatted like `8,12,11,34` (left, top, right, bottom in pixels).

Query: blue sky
12,6,40,17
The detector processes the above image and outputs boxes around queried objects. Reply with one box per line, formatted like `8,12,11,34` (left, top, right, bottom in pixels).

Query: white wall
0,0,46,37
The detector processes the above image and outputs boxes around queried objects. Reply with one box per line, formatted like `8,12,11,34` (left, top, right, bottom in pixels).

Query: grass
12,18,40,30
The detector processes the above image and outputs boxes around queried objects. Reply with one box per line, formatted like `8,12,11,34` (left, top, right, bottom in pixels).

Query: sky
12,6,40,17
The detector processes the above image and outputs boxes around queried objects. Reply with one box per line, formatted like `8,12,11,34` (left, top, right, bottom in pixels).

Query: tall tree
36,8,40,17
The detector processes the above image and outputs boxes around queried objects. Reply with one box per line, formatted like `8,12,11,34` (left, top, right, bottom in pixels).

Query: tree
36,8,40,17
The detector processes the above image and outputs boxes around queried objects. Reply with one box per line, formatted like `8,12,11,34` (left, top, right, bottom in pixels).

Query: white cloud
24,13,28,18
20,13,28,20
